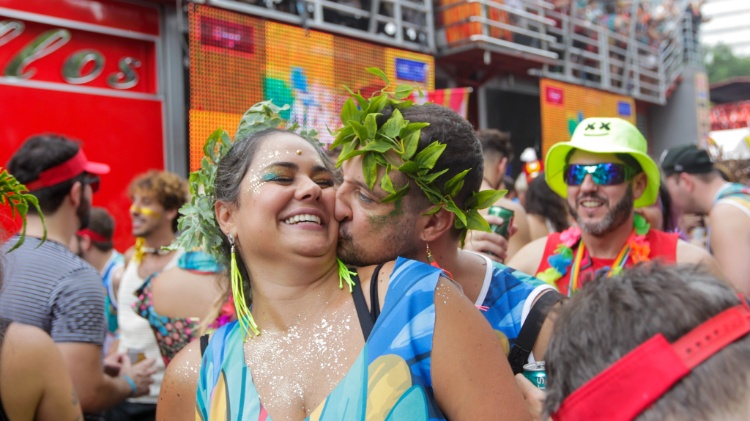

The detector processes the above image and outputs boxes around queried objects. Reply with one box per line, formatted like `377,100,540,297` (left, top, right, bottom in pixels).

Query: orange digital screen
188,4,434,170
540,79,636,157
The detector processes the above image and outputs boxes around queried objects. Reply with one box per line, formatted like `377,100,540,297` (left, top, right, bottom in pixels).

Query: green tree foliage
704,43,750,84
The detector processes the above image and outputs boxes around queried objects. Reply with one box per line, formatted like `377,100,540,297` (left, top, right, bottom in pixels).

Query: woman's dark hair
524,174,570,232
658,183,677,233
214,129,334,305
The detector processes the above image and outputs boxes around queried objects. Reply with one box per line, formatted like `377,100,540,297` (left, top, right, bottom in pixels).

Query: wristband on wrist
122,374,137,396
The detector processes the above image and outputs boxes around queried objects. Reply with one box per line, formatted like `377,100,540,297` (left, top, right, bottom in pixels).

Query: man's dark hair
477,129,514,162
86,207,116,252
380,104,484,238
544,264,750,420
7,134,86,215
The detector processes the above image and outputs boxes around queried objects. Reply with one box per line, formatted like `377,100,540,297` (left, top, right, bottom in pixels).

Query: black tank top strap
351,270,375,341
199,334,209,357
369,263,386,322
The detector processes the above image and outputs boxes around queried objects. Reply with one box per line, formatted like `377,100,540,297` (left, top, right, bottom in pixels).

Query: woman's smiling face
227,132,338,261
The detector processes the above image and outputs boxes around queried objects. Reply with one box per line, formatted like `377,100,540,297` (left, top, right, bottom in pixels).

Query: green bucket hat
545,117,660,208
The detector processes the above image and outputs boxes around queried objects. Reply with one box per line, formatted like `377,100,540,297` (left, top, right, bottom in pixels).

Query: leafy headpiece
331,68,505,245
1,169,45,251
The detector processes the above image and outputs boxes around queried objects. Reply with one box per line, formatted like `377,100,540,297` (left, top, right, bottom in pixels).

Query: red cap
24,149,110,191
553,299,750,421
77,228,109,243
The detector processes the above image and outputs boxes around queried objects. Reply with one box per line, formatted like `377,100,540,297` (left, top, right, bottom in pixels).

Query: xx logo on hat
583,121,611,136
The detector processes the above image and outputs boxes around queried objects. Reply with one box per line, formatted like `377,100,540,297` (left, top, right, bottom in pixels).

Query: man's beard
570,186,634,237
337,222,420,267
76,190,91,230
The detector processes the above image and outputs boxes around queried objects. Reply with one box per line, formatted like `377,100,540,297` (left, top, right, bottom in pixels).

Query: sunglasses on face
84,175,100,193
564,163,636,186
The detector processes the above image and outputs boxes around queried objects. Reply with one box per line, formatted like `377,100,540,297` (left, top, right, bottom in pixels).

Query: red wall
0,0,165,252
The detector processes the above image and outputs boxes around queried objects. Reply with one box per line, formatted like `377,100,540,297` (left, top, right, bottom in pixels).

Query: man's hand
103,352,125,377
119,355,157,397
515,373,547,421
464,215,518,263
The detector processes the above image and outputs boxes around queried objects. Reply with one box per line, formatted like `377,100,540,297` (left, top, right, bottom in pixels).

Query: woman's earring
426,243,454,280
228,233,260,338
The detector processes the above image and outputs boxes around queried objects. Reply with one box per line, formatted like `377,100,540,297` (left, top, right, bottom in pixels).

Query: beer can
127,348,146,363
488,206,514,239
522,361,547,390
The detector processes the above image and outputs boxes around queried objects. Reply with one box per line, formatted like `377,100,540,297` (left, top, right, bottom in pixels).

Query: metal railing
434,0,704,105
199,0,435,53
435,0,558,61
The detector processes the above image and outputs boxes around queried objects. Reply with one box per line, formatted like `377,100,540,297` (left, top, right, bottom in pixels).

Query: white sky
701,0,750,56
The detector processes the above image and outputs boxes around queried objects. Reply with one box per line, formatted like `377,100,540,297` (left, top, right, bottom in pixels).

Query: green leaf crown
330,67,506,245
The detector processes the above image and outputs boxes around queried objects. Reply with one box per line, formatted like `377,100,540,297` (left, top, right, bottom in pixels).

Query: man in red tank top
508,118,720,295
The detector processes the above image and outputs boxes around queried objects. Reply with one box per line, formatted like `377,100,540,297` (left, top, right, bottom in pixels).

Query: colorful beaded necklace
536,213,651,296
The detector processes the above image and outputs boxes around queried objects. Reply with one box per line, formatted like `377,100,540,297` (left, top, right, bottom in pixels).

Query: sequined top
133,251,227,365
195,257,446,421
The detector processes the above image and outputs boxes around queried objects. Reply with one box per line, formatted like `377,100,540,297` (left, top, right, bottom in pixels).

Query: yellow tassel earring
229,233,260,338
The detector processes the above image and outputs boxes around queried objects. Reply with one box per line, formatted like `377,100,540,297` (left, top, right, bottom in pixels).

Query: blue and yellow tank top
196,257,446,421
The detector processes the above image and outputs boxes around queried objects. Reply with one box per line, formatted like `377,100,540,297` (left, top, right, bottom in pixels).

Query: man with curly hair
110,170,188,421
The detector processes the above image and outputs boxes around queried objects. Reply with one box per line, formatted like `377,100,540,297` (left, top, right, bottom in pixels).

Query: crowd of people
1,75,750,421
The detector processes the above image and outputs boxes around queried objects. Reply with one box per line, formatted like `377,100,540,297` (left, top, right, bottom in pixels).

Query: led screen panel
540,79,636,157
189,5,434,170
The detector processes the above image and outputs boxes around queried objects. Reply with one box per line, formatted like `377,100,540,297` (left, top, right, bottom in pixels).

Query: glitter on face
243,308,359,420
243,142,329,197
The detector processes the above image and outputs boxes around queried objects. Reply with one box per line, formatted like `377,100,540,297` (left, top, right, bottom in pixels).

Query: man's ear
679,172,696,192
420,205,455,243
632,172,648,200
166,208,179,225
215,200,236,237
497,157,509,183
69,181,83,208
80,235,92,253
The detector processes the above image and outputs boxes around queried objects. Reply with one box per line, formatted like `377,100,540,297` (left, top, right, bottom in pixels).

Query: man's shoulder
711,200,750,225
3,237,99,280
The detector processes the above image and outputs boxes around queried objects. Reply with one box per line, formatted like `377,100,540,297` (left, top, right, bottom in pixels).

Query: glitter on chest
243,312,356,418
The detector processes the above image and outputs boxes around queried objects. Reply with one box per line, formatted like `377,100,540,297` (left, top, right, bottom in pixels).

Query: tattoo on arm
72,390,82,421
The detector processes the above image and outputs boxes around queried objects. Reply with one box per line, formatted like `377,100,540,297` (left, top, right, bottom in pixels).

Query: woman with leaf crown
158,97,530,420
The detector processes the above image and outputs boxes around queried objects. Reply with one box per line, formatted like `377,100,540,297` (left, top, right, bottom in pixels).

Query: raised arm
431,278,531,420
157,339,203,421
